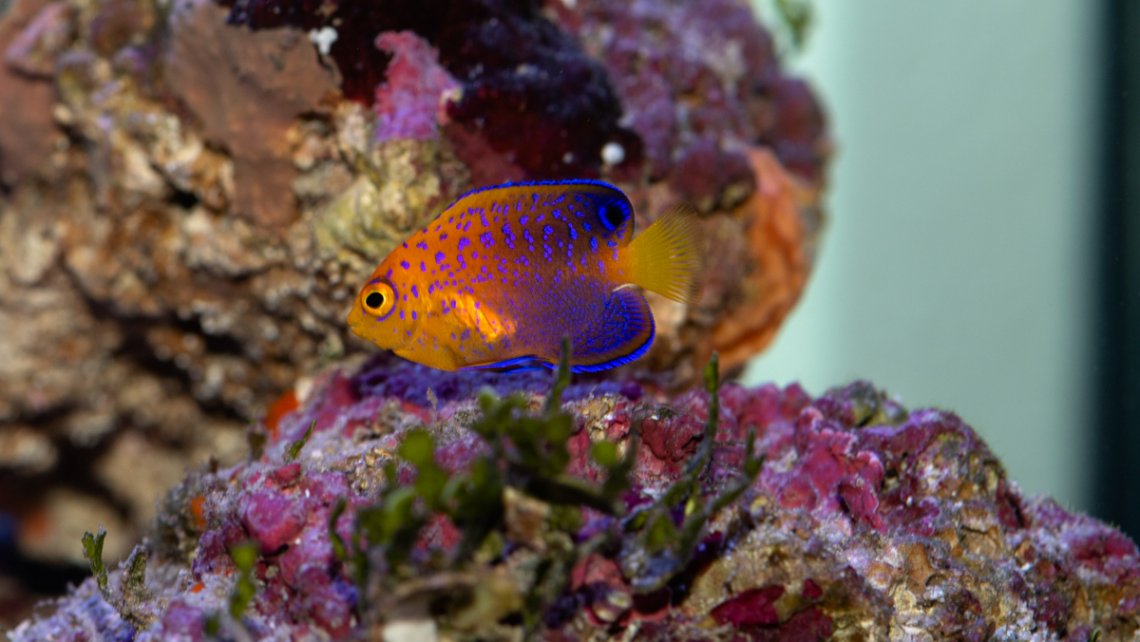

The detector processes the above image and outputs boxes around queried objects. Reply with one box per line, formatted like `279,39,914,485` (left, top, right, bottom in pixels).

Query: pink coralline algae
372,31,460,142
9,362,1139,640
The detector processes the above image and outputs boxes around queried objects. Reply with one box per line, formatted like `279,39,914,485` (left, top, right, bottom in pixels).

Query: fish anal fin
569,287,655,372
460,289,654,374
465,355,550,372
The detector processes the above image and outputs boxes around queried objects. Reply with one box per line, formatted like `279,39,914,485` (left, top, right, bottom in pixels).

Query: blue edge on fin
464,323,656,374
448,180,633,229
453,178,621,204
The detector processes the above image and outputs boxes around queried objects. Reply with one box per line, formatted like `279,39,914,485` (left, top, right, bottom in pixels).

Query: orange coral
710,147,823,372
189,495,207,532
264,389,300,441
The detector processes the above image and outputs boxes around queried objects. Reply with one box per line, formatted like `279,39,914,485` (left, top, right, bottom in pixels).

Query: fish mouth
346,305,414,351
345,306,370,341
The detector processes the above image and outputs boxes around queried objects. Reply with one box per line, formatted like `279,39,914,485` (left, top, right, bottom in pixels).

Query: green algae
774,0,814,51
227,541,260,620
619,353,764,592
333,342,761,636
203,540,261,637
285,420,315,462
81,530,154,629
81,530,109,595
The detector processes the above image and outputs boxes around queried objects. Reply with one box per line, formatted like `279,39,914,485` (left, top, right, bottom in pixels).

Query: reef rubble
8,357,1138,641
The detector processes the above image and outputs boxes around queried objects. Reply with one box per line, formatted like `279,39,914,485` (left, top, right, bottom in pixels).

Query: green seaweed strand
81,530,109,595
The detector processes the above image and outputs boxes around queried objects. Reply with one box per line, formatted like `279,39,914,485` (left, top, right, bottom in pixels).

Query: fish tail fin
627,203,699,303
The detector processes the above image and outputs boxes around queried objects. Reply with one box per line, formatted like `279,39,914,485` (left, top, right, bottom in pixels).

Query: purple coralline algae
555,0,828,198
372,32,460,143
9,362,1138,640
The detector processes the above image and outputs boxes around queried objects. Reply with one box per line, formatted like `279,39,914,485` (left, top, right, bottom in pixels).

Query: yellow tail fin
627,204,699,303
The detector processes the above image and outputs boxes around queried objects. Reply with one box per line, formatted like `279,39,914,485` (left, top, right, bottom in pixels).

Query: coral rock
9,363,1139,640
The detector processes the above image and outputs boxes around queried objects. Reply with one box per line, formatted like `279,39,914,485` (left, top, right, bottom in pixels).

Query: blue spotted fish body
347,180,697,372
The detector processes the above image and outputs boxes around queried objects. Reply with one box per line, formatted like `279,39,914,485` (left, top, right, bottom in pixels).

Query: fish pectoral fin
568,287,655,373
464,355,551,372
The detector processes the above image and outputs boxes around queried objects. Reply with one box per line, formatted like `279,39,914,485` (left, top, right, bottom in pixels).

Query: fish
347,180,697,372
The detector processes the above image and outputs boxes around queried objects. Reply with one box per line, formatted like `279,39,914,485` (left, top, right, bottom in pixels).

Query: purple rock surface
8,363,1138,640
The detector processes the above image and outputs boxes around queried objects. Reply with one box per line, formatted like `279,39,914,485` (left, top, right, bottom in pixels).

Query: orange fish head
347,272,414,352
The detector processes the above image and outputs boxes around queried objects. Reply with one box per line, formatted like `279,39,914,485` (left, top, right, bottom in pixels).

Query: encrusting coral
9,353,1139,640
0,0,826,570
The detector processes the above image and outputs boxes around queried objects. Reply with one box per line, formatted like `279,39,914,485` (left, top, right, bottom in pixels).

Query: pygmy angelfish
347,180,697,372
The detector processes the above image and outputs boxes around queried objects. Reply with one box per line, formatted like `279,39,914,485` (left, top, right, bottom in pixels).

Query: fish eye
359,281,396,320
597,198,631,231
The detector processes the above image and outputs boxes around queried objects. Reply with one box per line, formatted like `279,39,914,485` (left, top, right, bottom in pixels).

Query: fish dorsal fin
444,180,635,244
568,287,655,372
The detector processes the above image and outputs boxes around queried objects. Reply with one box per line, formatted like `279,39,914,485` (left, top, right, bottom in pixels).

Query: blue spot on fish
481,232,494,248
400,260,410,270
458,237,470,251
435,251,446,264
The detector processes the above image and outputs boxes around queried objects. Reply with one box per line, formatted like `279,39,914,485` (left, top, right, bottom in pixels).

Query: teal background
745,1,1100,512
